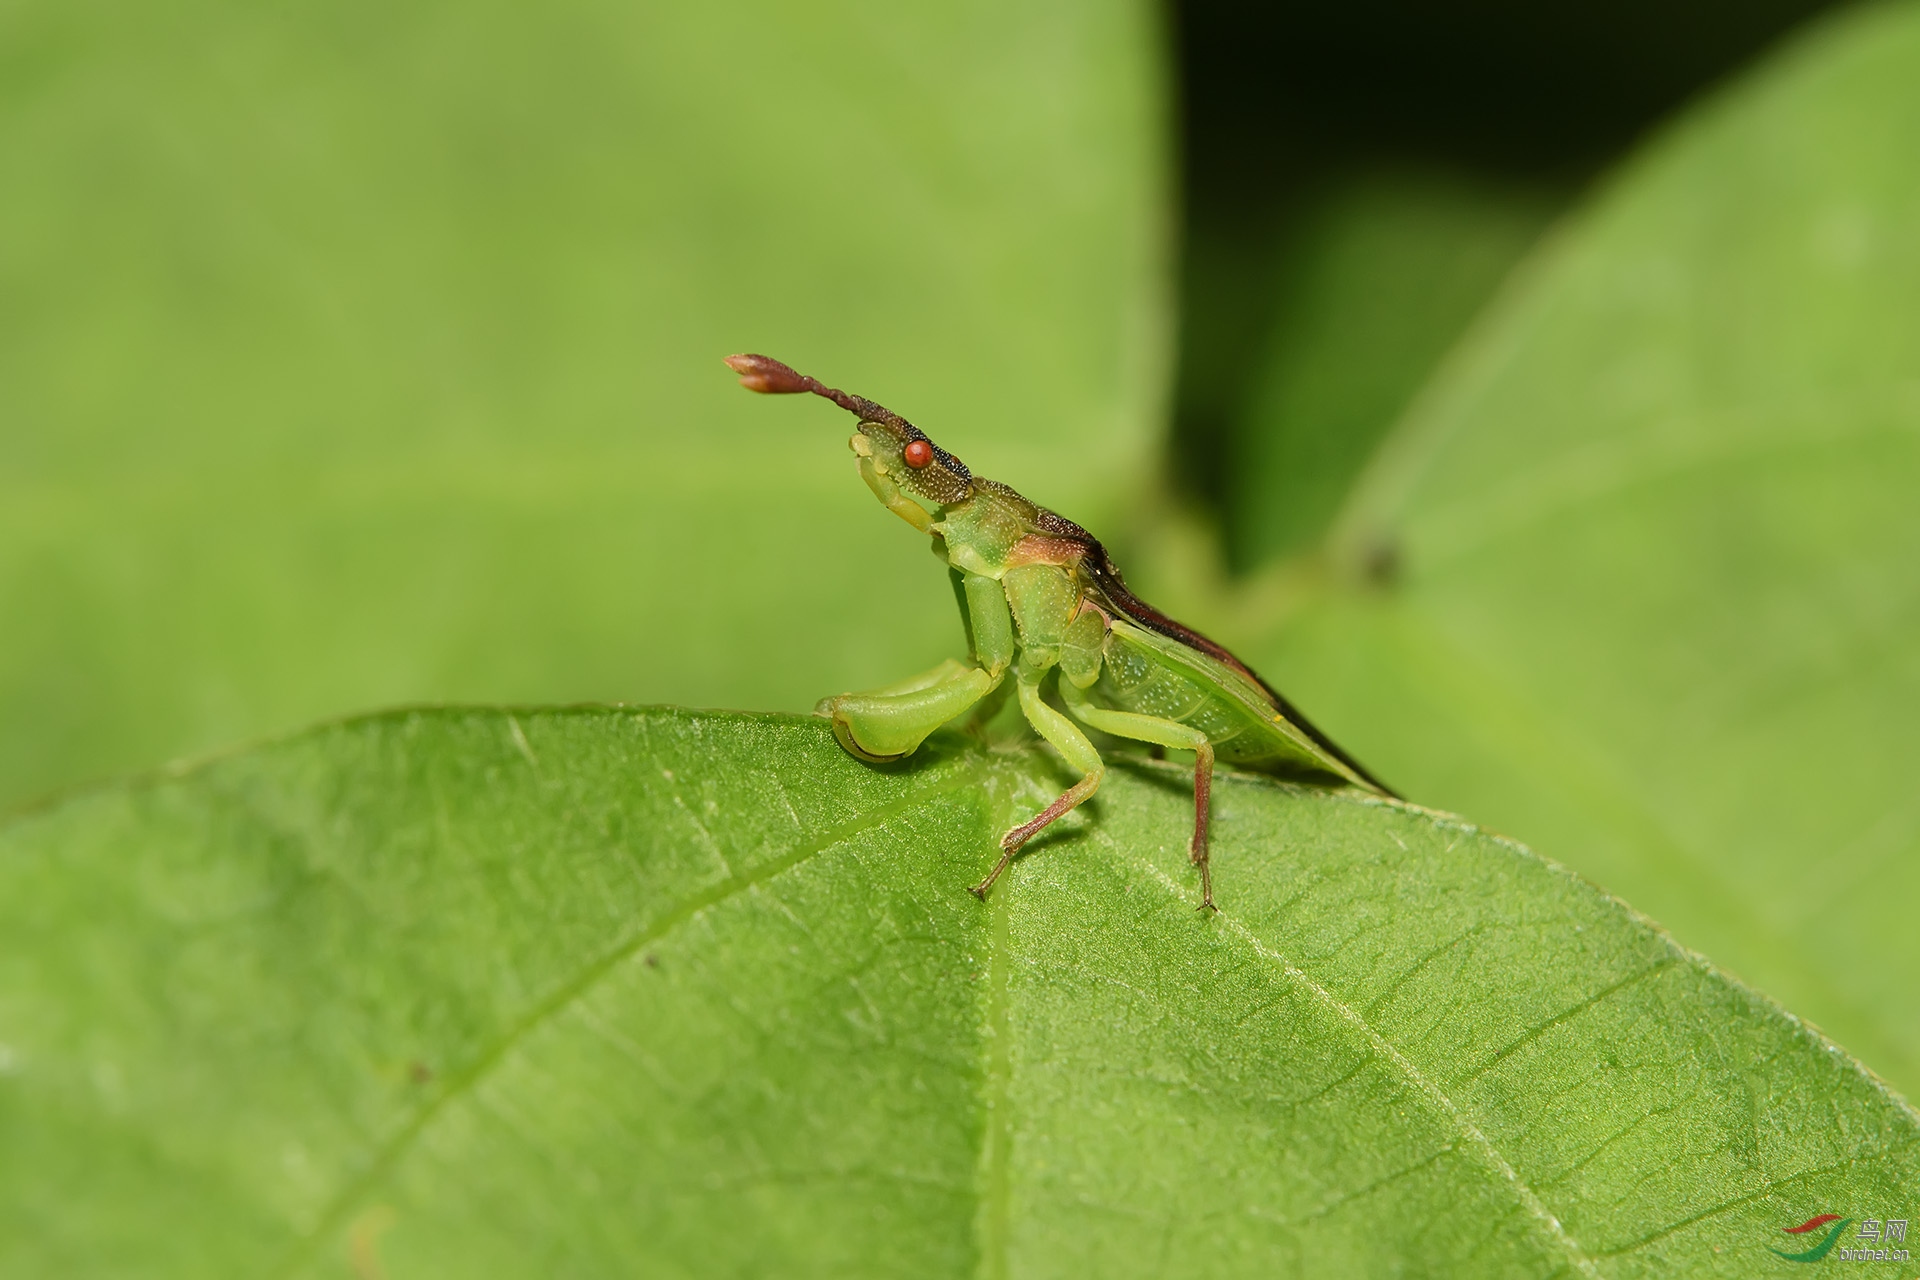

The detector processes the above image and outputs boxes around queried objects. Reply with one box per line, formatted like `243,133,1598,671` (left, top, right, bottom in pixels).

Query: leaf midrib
226,723,1854,1279
1118,833,1605,1279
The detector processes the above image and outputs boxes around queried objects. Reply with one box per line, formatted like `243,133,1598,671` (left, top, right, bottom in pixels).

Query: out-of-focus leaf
2,707,1915,1276
0,0,1166,811
1226,171,1556,566
1239,4,1920,1096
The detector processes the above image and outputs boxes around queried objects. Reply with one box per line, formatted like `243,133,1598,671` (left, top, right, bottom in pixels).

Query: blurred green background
8,0,1920,1109
0,0,1166,808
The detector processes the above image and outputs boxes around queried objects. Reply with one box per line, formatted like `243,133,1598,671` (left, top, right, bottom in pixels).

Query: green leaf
0,0,1167,811
1225,170,1558,568
1237,5,1920,1097
3,708,1914,1276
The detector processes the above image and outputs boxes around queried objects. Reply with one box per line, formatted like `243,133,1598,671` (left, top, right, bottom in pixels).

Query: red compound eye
903,439,933,469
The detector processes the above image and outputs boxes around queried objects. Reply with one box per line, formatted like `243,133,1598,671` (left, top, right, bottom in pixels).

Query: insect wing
1101,618,1380,791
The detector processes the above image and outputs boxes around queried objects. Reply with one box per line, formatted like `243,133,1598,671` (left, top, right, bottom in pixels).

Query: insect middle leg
971,670,1105,899
1058,682,1218,911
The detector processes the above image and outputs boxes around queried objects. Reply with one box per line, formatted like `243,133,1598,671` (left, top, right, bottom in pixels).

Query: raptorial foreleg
817,660,998,764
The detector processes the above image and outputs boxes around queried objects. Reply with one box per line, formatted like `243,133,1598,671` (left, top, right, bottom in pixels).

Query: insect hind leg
1059,682,1218,911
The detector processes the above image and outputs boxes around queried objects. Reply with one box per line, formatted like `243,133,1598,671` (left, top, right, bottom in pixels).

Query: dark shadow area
1171,0,1849,569
1108,753,1197,805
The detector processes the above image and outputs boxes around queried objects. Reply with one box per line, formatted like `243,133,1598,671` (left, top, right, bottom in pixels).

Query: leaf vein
1453,958,1678,1089
269,768,981,1279
1123,848,1604,1278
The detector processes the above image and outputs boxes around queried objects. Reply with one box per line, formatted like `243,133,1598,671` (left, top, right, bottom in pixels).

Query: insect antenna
724,353,910,431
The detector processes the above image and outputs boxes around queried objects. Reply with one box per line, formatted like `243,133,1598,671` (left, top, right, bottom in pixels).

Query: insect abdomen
1096,627,1259,745
1096,621,1362,782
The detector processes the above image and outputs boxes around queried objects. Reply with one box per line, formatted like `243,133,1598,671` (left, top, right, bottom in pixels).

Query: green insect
725,353,1395,910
